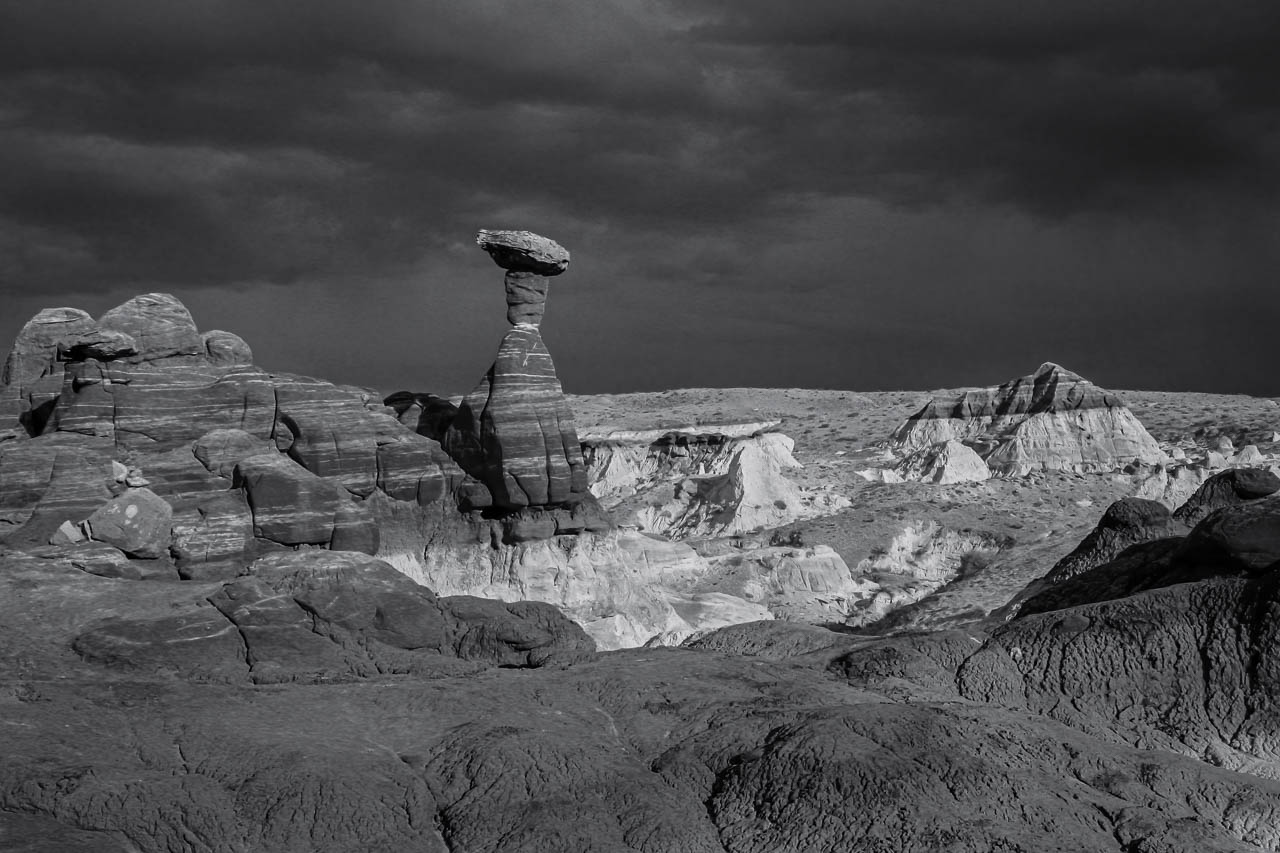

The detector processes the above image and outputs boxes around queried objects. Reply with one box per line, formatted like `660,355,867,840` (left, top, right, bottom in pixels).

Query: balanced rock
478,229,570,326
476,229,570,276
443,230,590,511
891,362,1163,476
201,330,254,366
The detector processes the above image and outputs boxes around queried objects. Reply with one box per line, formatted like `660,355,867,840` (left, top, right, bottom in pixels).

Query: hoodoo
443,230,594,514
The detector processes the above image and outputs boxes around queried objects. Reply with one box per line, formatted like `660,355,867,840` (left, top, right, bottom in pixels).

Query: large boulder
84,487,173,559
96,293,203,360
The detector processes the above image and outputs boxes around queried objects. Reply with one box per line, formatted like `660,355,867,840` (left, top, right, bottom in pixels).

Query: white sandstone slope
381,518,772,650
584,427,849,538
893,440,990,484
890,362,1164,477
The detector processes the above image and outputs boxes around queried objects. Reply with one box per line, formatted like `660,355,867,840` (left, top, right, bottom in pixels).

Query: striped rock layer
891,362,1164,476
445,325,589,511
0,293,466,578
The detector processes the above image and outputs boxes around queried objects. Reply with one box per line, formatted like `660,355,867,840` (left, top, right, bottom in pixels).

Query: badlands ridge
2,232,1280,851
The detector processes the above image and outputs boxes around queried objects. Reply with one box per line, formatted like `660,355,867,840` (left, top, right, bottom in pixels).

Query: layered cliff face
0,293,473,577
891,362,1165,476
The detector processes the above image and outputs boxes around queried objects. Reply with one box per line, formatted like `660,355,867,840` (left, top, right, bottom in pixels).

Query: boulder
96,293,203,360
1173,466,1280,527
84,487,173,559
476,229,570,276
201,330,253,366
58,329,138,361
1234,444,1265,465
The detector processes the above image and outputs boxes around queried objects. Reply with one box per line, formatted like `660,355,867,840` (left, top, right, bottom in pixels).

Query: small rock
111,460,129,482
49,519,86,546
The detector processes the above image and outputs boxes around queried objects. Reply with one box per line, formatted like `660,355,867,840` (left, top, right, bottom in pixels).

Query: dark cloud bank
1,0,1277,396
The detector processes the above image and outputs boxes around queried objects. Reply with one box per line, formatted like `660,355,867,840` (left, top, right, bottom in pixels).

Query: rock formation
890,362,1164,476
583,425,849,538
442,230,593,514
0,292,465,582
893,438,991,484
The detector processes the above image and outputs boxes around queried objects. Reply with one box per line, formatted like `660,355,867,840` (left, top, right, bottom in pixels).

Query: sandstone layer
891,362,1164,476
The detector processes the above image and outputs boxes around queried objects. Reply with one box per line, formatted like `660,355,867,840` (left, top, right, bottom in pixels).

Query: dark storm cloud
1,1,1277,395
4,0,1277,294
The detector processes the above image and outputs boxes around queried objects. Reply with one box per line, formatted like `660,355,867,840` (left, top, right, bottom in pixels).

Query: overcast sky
2,1,1277,397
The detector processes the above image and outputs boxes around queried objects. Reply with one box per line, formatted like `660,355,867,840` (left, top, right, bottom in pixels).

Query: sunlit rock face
893,439,991,484
584,427,849,538
891,362,1165,476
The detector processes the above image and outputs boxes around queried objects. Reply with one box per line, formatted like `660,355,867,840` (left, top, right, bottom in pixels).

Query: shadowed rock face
891,362,1165,476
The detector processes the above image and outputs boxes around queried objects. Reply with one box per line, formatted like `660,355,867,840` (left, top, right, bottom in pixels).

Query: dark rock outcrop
1173,466,1280,527
1043,496,1176,585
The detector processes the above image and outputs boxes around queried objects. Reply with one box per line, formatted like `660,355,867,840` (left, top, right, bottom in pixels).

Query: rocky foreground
4,233,1280,850
4,482,1280,851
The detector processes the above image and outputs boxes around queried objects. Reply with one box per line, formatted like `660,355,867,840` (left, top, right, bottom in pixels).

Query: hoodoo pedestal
443,231,598,519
